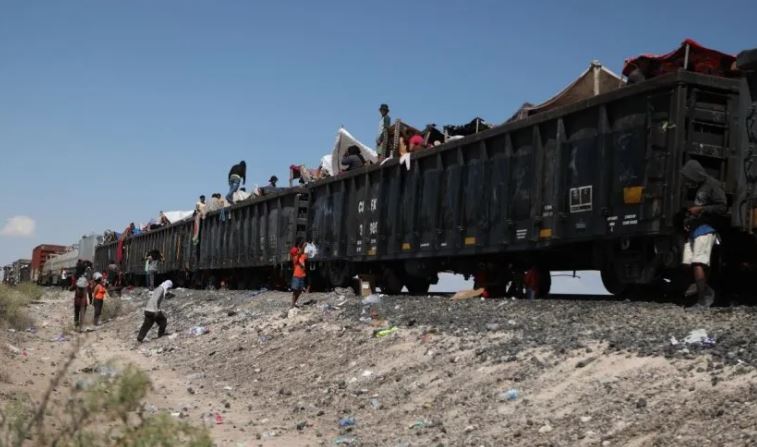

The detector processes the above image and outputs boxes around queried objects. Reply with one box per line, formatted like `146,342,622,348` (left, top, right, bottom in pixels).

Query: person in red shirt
290,240,307,308
524,266,540,300
408,132,425,152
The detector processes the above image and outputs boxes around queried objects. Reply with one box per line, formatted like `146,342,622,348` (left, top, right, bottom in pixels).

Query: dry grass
0,284,34,330
101,293,124,321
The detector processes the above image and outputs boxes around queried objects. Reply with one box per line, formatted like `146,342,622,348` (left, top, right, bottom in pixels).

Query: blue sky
1,0,755,269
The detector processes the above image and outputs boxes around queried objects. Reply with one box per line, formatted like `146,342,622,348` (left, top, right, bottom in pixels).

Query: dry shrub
15,283,43,301
0,284,34,330
101,293,124,321
0,350,211,447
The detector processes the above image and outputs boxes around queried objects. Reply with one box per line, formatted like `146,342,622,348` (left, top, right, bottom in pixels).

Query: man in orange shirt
290,240,307,308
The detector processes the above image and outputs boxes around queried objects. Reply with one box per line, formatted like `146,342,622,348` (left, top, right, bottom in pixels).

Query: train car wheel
380,268,403,295
405,277,430,295
600,267,627,297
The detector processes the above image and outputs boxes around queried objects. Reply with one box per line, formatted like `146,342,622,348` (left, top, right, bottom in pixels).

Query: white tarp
320,154,334,177
164,210,194,223
330,128,377,174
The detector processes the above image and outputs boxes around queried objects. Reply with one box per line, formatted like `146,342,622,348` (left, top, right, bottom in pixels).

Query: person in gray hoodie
137,280,173,342
680,160,727,307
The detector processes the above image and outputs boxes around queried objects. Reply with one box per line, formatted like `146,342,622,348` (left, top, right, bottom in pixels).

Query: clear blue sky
1,0,755,267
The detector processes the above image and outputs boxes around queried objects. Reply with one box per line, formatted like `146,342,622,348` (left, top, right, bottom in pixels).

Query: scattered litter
189,326,210,336
338,416,356,427
683,329,716,346
361,294,381,305
215,413,224,425
373,326,398,338
361,370,373,377
538,424,553,434
249,288,268,298
51,334,67,342
334,436,357,445
223,386,233,391
25,326,37,334
6,344,21,355
670,336,679,346
451,288,485,301
369,398,381,410
485,323,500,331
171,412,181,418
409,419,431,429
497,388,519,402
168,333,178,340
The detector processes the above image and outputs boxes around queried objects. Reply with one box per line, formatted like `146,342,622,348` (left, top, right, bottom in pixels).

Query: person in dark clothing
73,276,89,330
341,145,366,172
137,280,173,342
226,161,246,204
680,160,727,308
268,175,278,188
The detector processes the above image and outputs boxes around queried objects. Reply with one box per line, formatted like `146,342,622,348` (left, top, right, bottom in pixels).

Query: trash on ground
451,288,486,301
189,326,210,336
497,388,519,402
373,326,398,338
249,288,268,297
361,370,373,377
334,436,357,445
51,334,67,342
215,413,224,425
6,344,21,355
683,328,716,346
362,294,381,305
409,419,432,429
338,416,356,427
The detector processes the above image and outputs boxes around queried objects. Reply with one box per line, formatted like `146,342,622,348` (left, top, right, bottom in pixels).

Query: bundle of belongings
507,60,625,123
623,39,738,84
443,117,491,139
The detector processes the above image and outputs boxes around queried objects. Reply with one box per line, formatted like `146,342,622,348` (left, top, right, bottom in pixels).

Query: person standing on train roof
290,240,308,308
680,159,727,308
137,280,173,342
376,103,391,160
226,160,246,204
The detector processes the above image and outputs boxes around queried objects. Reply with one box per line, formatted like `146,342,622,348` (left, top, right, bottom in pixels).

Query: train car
308,70,757,298
95,188,309,288
39,235,102,285
31,244,66,283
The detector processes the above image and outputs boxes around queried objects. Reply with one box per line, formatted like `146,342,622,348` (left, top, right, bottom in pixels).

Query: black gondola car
95,188,309,288
308,71,757,297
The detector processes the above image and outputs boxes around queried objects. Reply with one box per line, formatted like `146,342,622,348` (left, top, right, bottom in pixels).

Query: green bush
0,284,34,330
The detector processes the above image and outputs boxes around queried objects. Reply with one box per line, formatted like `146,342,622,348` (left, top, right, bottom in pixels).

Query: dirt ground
2,287,757,446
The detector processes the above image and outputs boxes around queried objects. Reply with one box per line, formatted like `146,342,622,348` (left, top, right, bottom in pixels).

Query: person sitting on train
226,160,246,204
159,211,171,226
268,175,278,188
206,193,221,213
680,159,727,308
407,131,426,153
341,145,366,172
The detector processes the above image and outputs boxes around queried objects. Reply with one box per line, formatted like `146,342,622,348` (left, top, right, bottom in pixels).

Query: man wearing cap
376,104,391,160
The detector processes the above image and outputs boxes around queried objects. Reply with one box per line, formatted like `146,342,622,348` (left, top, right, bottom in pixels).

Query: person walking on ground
376,104,391,160
680,159,727,308
92,273,107,326
290,240,307,308
73,275,89,331
137,280,173,342
145,251,160,290
60,269,68,290
226,160,246,204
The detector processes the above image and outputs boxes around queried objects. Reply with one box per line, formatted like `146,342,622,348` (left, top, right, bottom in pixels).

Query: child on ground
290,240,307,308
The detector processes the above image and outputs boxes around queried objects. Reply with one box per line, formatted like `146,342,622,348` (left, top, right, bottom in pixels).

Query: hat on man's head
269,175,278,183
379,103,389,111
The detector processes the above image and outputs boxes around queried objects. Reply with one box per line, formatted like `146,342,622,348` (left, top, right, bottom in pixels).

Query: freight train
38,235,101,286
96,45,757,301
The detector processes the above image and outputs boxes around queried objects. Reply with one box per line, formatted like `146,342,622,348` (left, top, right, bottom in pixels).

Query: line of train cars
95,65,757,301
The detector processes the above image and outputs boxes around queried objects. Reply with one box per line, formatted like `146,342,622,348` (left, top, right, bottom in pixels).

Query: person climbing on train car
407,130,426,153
92,273,107,326
137,280,173,342
680,159,727,308
341,145,366,172
376,103,391,160
290,240,308,308
226,160,246,204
